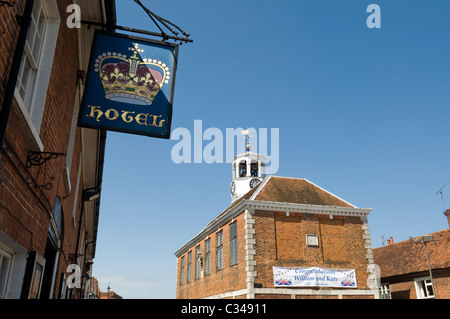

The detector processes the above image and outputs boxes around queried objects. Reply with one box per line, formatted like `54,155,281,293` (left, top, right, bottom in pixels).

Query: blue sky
92,0,450,298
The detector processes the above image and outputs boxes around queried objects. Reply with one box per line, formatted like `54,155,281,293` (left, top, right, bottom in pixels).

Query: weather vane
241,129,252,152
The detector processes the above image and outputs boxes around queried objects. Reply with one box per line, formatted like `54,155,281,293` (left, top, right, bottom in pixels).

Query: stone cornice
243,200,372,217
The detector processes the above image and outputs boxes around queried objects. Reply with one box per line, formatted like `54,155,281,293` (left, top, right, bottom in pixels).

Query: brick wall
0,0,24,103
0,0,88,299
385,269,450,299
176,212,247,299
176,208,375,299
253,210,373,298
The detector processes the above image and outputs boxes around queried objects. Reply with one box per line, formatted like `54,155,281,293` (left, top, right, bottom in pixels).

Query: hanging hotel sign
78,31,178,139
273,267,357,288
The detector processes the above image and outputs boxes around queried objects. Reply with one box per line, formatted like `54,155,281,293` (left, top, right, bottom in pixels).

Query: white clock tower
230,131,266,203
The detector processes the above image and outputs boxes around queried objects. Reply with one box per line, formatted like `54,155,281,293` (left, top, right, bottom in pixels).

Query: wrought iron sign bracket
25,151,65,191
26,151,65,168
1,0,33,26
0,1,15,7
133,0,192,44
80,1,193,45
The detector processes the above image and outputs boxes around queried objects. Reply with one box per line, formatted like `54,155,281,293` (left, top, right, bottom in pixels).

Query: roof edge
249,175,272,200
267,176,358,208
174,200,247,257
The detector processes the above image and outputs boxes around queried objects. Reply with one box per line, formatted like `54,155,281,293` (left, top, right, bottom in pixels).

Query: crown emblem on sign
94,43,171,106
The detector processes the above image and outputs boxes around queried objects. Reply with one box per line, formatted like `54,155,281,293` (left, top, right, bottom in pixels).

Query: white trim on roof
302,178,358,208
249,175,272,200
262,176,358,208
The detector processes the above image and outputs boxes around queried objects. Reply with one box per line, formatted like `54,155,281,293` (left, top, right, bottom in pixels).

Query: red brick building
175,150,378,299
99,285,122,300
0,0,115,299
373,210,450,299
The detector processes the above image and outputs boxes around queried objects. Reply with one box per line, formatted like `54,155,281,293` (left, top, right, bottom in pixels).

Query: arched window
239,161,247,177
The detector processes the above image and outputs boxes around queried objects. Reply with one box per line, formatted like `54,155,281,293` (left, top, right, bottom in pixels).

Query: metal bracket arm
26,151,65,168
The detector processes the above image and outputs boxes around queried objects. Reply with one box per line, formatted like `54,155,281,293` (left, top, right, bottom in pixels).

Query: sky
91,0,450,299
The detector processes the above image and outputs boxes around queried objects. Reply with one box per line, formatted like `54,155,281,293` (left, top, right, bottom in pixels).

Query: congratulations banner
78,31,178,139
273,267,357,288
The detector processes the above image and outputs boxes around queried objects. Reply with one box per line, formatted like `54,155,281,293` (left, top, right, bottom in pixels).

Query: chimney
387,237,394,245
445,209,450,228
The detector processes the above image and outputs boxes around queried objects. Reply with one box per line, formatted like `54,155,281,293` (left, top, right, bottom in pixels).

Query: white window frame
204,238,211,276
0,246,13,299
414,276,435,299
216,230,223,271
229,222,238,266
179,256,184,287
187,251,192,283
14,0,60,150
195,245,201,280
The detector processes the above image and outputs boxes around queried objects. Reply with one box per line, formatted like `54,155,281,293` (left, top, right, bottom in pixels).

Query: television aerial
436,181,450,212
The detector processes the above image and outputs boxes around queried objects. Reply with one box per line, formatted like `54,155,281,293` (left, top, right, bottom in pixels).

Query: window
179,256,184,286
16,0,48,107
0,247,12,299
251,162,259,177
230,222,238,266
14,0,60,138
187,251,192,283
415,277,435,299
239,161,247,177
216,231,223,271
205,239,211,276
49,197,63,244
195,246,201,280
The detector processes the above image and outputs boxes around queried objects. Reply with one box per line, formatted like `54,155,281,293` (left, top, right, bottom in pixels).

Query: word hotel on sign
85,105,166,128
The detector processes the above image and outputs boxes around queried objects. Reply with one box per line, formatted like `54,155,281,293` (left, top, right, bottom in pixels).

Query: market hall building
0,0,115,299
175,147,379,299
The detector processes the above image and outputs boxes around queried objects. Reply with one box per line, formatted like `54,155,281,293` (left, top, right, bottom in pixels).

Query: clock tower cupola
230,130,266,203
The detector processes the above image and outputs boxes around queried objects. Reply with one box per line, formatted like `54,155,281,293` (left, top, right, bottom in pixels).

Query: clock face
250,178,260,189
231,182,236,195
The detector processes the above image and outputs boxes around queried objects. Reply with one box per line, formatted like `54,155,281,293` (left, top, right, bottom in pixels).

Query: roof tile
255,176,354,208
373,229,450,278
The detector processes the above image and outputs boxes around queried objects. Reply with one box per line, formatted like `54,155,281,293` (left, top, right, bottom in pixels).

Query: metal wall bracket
25,151,65,191
133,0,192,44
26,151,65,168
0,1,15,7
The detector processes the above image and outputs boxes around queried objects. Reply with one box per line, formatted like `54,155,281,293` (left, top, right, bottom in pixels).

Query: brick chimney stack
445,209,450,228
387,237,394,245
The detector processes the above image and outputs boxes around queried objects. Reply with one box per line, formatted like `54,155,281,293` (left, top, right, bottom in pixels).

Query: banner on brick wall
78,31,178,139
273,267,357,288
